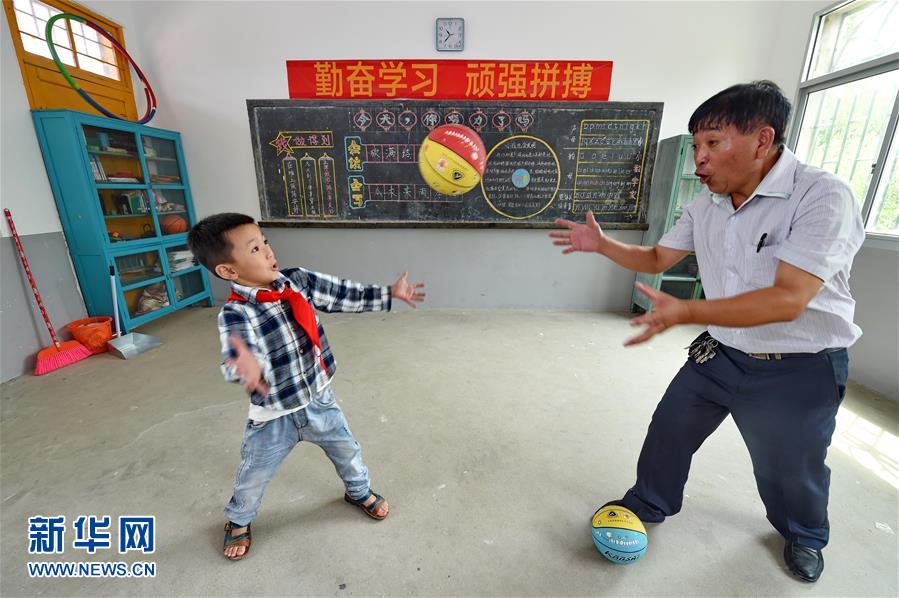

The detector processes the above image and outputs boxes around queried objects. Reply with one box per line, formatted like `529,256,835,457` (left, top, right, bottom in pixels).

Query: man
550,81,864,582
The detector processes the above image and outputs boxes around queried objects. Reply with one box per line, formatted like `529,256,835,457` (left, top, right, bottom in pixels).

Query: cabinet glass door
666,254,700,280
153,189,191,237
142,136,182,185
674,178,704,214
660,279,697,300
99,189,157,243
124,281,171,319
681,146,697,176
115,250,163,287
165,244,204,304
82,125,144,183
116,248,170,319
172,271,205,304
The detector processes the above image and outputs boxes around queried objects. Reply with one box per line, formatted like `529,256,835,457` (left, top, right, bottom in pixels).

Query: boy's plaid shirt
219,267,391,411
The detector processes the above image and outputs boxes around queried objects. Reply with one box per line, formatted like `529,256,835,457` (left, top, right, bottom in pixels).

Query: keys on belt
687,336,718,364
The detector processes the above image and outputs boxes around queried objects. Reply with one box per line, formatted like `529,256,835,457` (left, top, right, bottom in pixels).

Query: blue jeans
621,333,849,550
224,386,370,526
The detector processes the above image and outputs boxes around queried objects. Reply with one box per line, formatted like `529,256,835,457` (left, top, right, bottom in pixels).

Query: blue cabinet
32,110,212,332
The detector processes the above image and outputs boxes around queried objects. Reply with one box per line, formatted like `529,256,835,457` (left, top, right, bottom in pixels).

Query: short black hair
688,80,792,146
187,212,255,277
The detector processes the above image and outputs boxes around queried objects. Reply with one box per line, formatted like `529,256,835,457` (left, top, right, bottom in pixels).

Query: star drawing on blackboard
269,132,294,157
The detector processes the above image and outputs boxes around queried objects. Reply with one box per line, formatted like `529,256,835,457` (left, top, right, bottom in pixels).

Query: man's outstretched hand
626,282,690,346
549,211,605,254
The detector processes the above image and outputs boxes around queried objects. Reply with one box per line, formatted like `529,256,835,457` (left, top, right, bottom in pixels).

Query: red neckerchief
228,285,327,372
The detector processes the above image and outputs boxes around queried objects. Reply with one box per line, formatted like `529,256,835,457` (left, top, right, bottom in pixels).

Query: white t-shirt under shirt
247,379,332,422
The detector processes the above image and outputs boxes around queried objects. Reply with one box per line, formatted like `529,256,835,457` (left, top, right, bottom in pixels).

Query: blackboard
248,99,663,229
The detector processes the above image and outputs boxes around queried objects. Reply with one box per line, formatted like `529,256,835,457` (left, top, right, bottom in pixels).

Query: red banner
287,60,612,101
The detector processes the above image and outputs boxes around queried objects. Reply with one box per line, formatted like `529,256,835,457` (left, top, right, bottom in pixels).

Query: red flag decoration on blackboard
287,60,613,101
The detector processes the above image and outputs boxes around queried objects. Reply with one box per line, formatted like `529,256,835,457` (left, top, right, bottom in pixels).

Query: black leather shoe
598,499,665,523
784,541,823,582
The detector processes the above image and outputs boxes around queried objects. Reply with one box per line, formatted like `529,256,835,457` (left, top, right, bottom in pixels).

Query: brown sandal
223,522,251,560
344,491,389,520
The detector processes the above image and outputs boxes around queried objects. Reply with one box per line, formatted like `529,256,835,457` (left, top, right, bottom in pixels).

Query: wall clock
436,18,464,52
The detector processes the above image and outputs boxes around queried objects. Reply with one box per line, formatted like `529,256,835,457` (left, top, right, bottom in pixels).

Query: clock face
436,18,464,51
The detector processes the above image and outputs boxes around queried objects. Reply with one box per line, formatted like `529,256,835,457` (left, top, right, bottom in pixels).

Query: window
2,0,136,118
868,126,898,235
807,0,899,79
12,0,120,79
790,0,899,240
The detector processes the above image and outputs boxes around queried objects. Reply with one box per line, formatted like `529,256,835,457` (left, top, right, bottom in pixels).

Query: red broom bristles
34,340,92,376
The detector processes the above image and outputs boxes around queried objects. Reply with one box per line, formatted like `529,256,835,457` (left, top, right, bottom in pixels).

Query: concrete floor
1,307,896,597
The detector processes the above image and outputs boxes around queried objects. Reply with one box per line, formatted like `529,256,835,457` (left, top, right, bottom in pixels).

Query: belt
746,352,799,360
744,347,843,360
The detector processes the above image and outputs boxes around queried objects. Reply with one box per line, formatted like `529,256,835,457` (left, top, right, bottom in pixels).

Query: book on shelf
89,156,101,180
90,155,107,181
169,263,197,273
107,176,141,183
168,249,197,271
125,191,149,214
151,175,181,184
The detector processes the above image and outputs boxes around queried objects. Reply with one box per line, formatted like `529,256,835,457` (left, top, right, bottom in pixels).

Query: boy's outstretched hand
391,272,426,309
227,334,270,395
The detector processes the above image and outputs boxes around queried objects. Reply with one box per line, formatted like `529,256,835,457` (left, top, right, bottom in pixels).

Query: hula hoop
45,13,157,124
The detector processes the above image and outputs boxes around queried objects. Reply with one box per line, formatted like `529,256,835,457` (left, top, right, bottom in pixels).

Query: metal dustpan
108,331,162,359
107,266,162,359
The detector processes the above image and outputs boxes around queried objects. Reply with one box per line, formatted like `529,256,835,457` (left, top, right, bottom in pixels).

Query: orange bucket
66,316,113,354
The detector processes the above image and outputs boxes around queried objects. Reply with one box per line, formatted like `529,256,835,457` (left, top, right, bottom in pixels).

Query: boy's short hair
688,80,792,147
187,212,255,277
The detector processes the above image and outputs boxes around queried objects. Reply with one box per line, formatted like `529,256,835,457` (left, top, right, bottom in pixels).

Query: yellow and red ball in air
418,124,487,195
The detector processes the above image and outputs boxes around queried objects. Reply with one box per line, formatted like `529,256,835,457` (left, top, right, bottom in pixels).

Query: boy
188,213,425,560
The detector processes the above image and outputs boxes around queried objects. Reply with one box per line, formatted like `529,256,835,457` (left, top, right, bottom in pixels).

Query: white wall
847,244,899,398
1,14,64,237
120,1,825,217
108,0,830,308
8,1,896,396
4,0,829,247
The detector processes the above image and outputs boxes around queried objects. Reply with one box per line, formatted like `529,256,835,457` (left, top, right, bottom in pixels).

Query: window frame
2,0,136,118
787,0,899,248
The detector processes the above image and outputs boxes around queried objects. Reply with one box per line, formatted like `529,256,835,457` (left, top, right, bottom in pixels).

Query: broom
4,209,92,375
